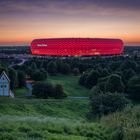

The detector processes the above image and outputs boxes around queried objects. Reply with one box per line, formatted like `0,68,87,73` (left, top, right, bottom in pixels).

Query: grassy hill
0,75,139,140
0,72,110,140
48,74,89,96
100,105,140,140
0,97,89,119
0,98,110,140
0,115,109,140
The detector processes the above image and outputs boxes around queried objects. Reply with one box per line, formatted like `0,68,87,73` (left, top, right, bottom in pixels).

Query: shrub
90,86,103,99
91,92,129,116
32,82,66,99
54,84,67,99
32,82,54,98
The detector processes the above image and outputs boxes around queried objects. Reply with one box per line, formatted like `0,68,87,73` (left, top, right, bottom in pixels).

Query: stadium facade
31,38,124,56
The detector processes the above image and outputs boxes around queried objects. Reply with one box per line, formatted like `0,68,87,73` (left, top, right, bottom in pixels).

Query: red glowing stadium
31,38,124,56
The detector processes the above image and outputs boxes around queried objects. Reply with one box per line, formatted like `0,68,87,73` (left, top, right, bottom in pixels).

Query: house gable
0,71,10,83
0,71,10,96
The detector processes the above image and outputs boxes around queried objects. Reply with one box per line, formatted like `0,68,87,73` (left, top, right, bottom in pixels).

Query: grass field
0,73,110,140
48,74,90,96
0,75,139,140
0,97,110,140
0,97,89,119
14,87,29,97
0,115,109,140
100,105,140,140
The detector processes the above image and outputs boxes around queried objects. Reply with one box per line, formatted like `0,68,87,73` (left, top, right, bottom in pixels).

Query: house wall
0,74,9,96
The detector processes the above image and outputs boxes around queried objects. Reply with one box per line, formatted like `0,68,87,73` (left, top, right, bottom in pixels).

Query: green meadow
48,74,90,96
0,75,139,140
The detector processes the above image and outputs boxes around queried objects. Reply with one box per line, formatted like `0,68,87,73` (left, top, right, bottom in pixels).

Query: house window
0,85,6,88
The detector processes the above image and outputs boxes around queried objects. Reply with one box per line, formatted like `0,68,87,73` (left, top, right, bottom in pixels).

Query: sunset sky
0,0,140,46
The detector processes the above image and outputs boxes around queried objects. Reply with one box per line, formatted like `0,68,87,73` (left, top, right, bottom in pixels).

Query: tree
101,68,109,77
127,76,140,100
57,62,71,74
0,67,8,75
85,70,99,88
72,68,80,76
91,92,129,116
79,72,88,86
136,65,140,74
26,62,38,78
60,63,71,74
31,62,38,71
17,70,26,88
26,67,32,77
47,62,57,75
54,84,67,99
32,82,54,98
105,74,124,93
40,68,48,79
8,68,17,89
122,69,136,81
31,70,47,81
120,60,137,71
97,82,106,93
90,86,103,99
109,62,121,71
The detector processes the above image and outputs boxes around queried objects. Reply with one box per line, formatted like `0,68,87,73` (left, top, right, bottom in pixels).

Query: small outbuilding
0,71,14,98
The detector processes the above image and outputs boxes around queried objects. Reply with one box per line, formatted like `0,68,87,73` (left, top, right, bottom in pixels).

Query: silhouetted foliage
32,82,67,99
79,72,89,86
127,76,140,100
72,68,80,76
91,93,129,116
17,70,26,88
54,84,67,99
32,82,54,98
85,70,99,88
120,60,137,71
31,70,47,81
105,74,124,93
47,62,57,75
58,63,71,74
31,62,38,71
8,68,17,89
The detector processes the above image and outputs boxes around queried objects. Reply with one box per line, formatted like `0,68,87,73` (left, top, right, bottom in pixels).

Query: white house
0,71,14,98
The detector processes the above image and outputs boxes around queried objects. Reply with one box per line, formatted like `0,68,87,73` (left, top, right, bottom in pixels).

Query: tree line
1,55,140,116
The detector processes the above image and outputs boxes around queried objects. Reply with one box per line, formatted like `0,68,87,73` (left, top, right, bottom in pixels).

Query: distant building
31,38,124,56
0,71,14,98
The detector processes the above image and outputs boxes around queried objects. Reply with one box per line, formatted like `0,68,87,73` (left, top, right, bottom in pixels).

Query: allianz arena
31,38,124,56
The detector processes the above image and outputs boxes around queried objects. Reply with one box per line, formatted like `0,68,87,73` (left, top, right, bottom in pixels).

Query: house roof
0,71,10,82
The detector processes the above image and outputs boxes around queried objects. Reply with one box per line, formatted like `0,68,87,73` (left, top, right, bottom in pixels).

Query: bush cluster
32,82,67,99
